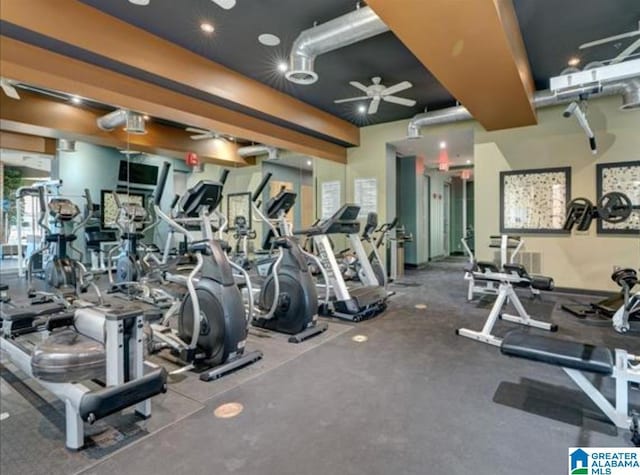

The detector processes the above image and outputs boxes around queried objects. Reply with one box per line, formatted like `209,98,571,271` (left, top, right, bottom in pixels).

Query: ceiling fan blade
1,81,20,100
334,96,369,103
382,81,413,96
185,127,209,134
211,0,236,9
368,97,380,114
190,135,211,140
382,95,417,107
579,29,640,49
349,81,370,93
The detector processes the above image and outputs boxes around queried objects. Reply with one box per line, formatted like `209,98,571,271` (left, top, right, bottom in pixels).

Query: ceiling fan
1,78,20,100
579,20,640,64
334,77,416,114
186,127,221,141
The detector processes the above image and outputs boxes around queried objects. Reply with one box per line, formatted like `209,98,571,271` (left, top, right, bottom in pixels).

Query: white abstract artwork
501,168,569,232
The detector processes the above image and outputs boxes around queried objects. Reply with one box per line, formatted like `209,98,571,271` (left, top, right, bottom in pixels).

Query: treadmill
299,203,388,321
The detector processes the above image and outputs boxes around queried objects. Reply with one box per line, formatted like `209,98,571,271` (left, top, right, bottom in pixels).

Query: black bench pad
1,303,66,322
501,331,614,375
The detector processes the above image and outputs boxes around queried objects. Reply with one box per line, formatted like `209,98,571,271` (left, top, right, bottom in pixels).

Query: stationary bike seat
31,330,105,383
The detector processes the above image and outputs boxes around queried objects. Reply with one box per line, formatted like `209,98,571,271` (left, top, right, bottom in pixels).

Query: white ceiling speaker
1,78,20,100
186,127,221,140
128,0,235,8
212,0,236,9
334,77,416,114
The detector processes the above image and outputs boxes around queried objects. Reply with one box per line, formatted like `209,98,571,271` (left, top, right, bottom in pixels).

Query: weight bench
457,264,557,346
501,331,640,440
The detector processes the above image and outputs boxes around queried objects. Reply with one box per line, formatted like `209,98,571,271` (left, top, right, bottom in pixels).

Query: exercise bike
27,187,100,300
246,173,329,342
150,163,262,381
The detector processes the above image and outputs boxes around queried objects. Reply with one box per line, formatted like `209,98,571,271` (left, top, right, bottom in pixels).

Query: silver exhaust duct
237,145,278,160
407,78,640,138
97,109,147,135
56,139,76,153
286,6,388,85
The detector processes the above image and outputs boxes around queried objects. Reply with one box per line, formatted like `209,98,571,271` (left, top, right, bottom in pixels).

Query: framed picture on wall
227,192,252,230
596,161,640,235
500,167,570,234
100,190,146,230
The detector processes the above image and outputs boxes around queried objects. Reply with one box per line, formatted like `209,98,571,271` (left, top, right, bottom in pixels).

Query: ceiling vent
56,139,76,153
237,145,278,160
286,6,388,85
97,109,147,135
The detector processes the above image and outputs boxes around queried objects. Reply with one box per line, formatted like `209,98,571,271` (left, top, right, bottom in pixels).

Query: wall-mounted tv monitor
101,190,146,230
118,161,159,186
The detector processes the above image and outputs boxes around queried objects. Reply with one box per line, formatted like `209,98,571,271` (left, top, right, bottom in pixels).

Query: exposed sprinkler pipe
406,77,640,139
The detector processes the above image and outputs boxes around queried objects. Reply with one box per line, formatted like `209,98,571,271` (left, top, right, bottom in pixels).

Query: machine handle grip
170,194,180,210
252,172,272,202
219,169,230,185
38,187,46,211
155,162,171,206
111,191,122,208
84,188,93,210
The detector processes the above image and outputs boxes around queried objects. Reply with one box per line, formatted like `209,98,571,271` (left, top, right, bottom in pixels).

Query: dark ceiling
3,0,639,133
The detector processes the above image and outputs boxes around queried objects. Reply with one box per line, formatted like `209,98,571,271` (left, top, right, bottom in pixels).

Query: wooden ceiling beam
0,0,359,146
0,130,56,155
0,91,255,166
367,0,537,130
0,37,346,163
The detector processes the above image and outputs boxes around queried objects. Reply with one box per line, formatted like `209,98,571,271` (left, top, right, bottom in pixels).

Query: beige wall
346,120,406,223
474,96,639,291
346,95,639,291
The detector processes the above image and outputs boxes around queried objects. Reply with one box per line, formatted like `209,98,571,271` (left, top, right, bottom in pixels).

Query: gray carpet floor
1,259,638,475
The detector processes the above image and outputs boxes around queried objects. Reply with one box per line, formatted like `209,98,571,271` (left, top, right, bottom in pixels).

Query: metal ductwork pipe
407,77,640,138
56,139,76,153
97,109,147,135
237,145,278,160
286,6,389,85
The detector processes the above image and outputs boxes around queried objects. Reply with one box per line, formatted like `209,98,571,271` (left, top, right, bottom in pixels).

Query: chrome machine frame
457,267,557,346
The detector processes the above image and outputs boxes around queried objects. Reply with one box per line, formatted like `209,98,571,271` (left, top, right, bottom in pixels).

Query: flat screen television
118,161,159,186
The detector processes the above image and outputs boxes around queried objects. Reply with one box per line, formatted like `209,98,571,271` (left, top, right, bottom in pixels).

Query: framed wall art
596,161,640,235
500,167,570,234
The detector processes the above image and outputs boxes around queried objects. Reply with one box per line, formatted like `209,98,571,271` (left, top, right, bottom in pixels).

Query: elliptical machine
107,192,160,285
247,173,329,343
151,163,262,381
230,215,256,270
28,187,99,299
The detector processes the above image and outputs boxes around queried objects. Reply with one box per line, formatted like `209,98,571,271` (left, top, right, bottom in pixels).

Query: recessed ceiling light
129,0,150,5
568,57,580,67
258,33,281,46
357,104,366,114
466,159,471,164
71,96,82,104
306,159,312,166
277,61,288,73
201,22,215,34
439,141,447,149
